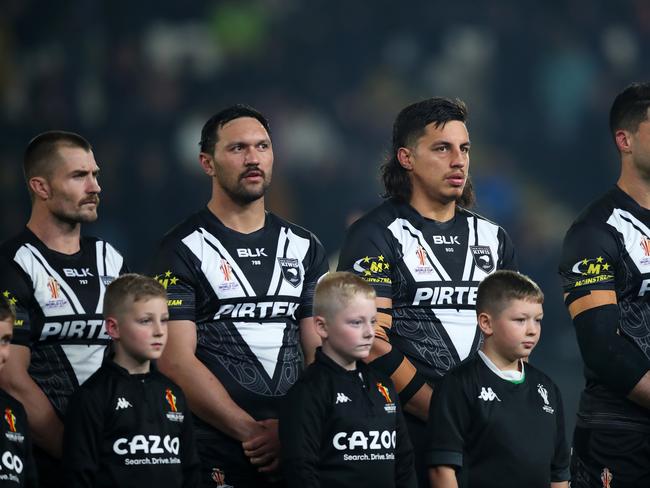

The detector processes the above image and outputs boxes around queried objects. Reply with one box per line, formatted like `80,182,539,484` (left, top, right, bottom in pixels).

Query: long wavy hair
380,97,475,208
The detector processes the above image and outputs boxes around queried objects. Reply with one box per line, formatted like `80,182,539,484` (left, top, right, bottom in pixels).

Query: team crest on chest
44,276,67,309
218,260,239,292
277,258,301,287
470,246,495,273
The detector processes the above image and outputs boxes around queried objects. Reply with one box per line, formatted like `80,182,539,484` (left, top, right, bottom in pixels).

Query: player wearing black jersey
152,105,329,487
559,83,650,487
0,131,127,488
337,98,517,486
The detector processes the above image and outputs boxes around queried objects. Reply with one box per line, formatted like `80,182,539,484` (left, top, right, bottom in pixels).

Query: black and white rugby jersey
151,208,329,429
337,199,517,382
559,186,650,429
0,228,126,417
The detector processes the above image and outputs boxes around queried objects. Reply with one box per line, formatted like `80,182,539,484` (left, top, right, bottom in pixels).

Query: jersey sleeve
425,372,471,468
550,384,571,482
279,377,327,488
559,222,619,301
497,227,518,271
0,259,35,347
150,238,198,322
297,234,329,321
337,219,395,299
62,386,104,488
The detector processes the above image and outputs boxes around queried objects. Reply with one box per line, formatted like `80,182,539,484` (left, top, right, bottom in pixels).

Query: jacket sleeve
279,377,326,488
62,386,104,488
22,410,38,488
394,397,417,488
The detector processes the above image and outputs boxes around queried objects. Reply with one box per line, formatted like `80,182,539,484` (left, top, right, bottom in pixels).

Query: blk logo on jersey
470,246,495,273
277,258,301,287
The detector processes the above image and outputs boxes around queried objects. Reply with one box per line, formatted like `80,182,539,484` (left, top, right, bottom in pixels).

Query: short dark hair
199,104,271,154
476,270,544,316
103,274,167,319
0,295,15,325
609,82,650,143
24,130,92,185
380,97,475,207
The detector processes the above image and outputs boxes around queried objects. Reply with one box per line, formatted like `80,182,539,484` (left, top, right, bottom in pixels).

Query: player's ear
199,152,217,176
105,317,120,340
28,177,50,201
615,129,633,154
314,315,328,340
397,147,413,170
477,312,493,336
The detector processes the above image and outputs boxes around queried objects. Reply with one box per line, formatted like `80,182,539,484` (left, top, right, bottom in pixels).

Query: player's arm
566,290,650,408
368,297,432,421
158,320,261,441
0,345,63,458
429,466,458,488
299,317,320,365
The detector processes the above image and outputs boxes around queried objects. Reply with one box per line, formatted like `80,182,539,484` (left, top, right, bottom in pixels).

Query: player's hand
242,419,281,472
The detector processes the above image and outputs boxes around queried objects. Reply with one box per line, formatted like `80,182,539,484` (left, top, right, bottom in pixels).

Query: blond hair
314,272,376,320
103,274,167,318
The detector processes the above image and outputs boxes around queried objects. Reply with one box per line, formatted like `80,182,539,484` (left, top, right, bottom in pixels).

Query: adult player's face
322,295,376,370
212,117,273,205
407,120,470,206
490,299,542,363
114,297,168,364
46,147,101,224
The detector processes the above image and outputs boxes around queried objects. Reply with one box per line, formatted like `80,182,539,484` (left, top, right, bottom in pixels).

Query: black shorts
571,426,650,488
196,429,285,488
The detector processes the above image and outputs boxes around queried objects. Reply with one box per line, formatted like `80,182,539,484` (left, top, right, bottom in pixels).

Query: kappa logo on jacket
115,397,132,410
478,387,500,402
335,393,351,404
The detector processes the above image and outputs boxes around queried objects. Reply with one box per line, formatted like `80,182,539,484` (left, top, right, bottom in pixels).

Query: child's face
114,297,168,363
0,319,12,373
486,298,542,363
322,295,376,369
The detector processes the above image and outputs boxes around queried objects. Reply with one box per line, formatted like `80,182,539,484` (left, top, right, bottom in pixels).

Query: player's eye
257,142,270,150
461,146,470,153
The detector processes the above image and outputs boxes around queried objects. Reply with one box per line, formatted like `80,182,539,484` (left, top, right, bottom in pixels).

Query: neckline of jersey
23,226,85,260
478,350,525,384
398,200,461,229
201,207,271,240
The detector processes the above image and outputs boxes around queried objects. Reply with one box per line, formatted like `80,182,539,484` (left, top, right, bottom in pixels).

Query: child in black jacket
280,272,416,488
63,274,200,488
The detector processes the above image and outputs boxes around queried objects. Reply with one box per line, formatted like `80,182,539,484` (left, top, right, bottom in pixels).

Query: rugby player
0,131,127,487
152,104,329,487
559,82,650,487
337,97,517,486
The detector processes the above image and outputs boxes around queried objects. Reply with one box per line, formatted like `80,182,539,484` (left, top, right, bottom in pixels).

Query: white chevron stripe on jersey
607,209,650,274
61,344,105,385
234,321,286,379
461,216,477,281
275,228,309,296
181,229,255,300
95,241,124,313
388,218,451,281
435,308,480,361
266,227,288,295
471,218,501,281
14,244,84,315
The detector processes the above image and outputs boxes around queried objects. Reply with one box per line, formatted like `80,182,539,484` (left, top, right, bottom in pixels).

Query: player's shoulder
567,187,628,229
345,199,404,234
266,212,321,242
158,209,208,244
0,228,34,258
457,206,507,232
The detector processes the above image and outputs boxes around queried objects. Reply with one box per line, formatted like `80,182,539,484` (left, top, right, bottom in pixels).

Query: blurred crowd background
2,0,650,433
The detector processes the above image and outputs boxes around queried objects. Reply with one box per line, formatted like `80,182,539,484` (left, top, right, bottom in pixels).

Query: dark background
2,0,650,435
